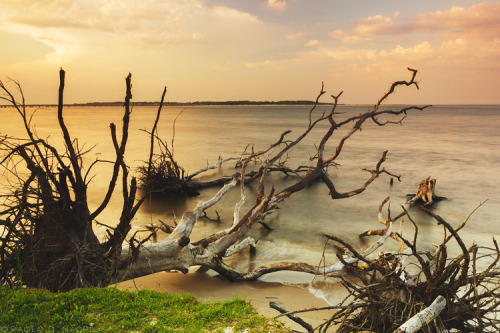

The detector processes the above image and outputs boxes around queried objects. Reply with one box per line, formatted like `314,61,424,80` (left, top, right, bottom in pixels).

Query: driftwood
138,123,298,197
394,295,446,333
1,68,430,291
269,301,314,333
116,68,427,284
292,199,500,333
407,176,446,206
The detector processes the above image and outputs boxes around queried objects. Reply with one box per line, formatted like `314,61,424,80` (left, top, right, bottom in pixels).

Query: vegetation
0,286,288,332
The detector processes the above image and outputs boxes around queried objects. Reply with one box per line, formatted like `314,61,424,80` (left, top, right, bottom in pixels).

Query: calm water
1,104,499,298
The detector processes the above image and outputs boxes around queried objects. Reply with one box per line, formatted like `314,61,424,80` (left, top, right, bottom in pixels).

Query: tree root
310,200,500,333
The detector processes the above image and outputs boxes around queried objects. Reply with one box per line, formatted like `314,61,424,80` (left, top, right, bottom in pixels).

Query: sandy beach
115,270,345,331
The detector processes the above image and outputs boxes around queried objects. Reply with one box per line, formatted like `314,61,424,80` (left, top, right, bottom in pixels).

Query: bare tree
112,68,429,282
317,200,499,332
1,68,428,292
264,199,499,332
0,70,165,290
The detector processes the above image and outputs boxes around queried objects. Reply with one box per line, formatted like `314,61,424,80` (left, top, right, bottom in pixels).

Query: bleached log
207,194,271,255
168,178,238,240
394,295,446,333
113,69,428,286
186,156,239,180
362,221,393,257
320,220,393,274
316,257,358,274
223,237,256,257
232,194,246,227
208,216,397,282
232,176,247,227
114,179,238,281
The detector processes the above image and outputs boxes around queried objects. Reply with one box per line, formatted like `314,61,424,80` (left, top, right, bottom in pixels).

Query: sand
115,270,344,331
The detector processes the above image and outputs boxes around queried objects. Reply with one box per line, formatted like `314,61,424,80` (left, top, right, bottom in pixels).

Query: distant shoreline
2,102,500,108
0,100,334,108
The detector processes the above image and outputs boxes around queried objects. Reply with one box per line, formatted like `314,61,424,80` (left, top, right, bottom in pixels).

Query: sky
1,0,499,105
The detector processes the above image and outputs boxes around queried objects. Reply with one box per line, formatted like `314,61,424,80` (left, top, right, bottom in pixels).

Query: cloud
1,0,202,45
0,0,275,63
415,4,500,40
353,13,401,36
349,3,500,39
245,59,278,70
330,29,372,44
326,2,500,76
0,30,53,64
305,39,319,47
4,0,201,32
416,4,499,30
389,41,434,59
267,0,286,11
209,5,259,22
287,32,304,40
439,38,468,57
315,40,434,64
189,5,282,54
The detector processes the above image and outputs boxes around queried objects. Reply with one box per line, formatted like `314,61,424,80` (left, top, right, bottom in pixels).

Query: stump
407,176,445,206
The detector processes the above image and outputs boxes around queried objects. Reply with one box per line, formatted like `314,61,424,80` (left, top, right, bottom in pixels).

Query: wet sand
115,270,345,331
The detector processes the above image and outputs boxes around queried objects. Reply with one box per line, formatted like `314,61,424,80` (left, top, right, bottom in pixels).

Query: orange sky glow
1,0,499,105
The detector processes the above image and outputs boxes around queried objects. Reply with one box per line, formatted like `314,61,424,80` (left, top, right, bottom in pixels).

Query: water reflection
1,104,499,290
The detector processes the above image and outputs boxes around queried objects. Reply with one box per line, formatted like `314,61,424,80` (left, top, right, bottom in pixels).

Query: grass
0,286,290,332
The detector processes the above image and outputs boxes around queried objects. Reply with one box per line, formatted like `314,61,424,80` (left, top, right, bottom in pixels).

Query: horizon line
1,101,500,108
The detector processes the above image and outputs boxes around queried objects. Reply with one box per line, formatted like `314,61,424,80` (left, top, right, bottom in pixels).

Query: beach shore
115,270,344,331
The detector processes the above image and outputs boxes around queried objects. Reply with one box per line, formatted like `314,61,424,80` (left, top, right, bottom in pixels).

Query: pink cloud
287,32,304,40
351,3,500,40
267,0,286,11
415,3,500,39
305,39,319,46
353,13,400,35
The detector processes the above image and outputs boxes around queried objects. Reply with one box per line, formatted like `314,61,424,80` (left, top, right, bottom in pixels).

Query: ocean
1,104,499,301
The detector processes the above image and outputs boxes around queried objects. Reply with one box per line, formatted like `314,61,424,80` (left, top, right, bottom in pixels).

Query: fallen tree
136,112,311,197
270,199,499,332
136,111,244,197
1,68,428,292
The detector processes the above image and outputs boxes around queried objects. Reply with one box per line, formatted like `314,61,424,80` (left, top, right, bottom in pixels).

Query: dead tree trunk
112,69,429,283
1,68,429,292
0,71,164,291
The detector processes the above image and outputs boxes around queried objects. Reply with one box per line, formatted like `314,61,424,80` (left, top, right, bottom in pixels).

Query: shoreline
0,101,333,108
115,270,345,331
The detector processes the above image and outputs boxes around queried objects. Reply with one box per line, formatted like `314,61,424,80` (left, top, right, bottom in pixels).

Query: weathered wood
407,176,446,206
113,69,430,283
1,68,433,293
270,301,314,333
408,176,436,205
313,198,500,332
394,295,446,333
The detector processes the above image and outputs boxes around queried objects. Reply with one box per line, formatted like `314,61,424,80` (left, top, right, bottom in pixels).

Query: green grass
0,286,290,332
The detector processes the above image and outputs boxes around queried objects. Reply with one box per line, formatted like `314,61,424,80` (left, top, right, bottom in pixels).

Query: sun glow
0,1,499,104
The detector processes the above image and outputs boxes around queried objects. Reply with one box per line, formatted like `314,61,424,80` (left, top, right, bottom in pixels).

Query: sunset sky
1,0,499,105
